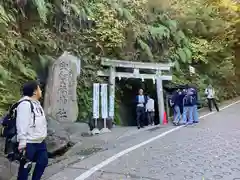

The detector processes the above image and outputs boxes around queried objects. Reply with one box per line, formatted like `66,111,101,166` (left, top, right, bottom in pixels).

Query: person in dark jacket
135,89,147,129
172,89,183,125
191,87,199,123
181,87,194,125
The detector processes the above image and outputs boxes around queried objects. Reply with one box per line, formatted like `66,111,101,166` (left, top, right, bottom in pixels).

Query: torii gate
98,58,174,124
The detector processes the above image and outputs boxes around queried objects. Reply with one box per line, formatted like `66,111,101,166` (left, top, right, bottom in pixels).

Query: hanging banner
93,83,100,119
109,91,114,118
101,84,108,119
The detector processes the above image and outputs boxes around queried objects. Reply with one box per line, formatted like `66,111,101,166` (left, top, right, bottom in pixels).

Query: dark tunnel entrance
117,78,172,126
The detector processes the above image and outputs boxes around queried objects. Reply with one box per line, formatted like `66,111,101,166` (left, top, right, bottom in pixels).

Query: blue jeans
173,105,181,123
182,106,194,123
17,141,48,180
193,105,199,122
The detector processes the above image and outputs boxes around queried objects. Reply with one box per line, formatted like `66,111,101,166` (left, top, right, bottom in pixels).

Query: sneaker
179,122,186,125
193,121,199,123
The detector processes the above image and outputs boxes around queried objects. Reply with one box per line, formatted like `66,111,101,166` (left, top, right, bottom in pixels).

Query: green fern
0,64,9,81
32,0,48,23
108,1,133,21
145,25,170,41
137,38,153,60
177,48,187,63
174,60,180,71
183,47,192,63
164,19,178,32
122,8,133,22
69,3,81,15
0,5,9,25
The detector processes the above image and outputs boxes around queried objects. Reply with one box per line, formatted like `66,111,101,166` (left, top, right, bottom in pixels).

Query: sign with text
93,83,100,119
101,84,108,119
109,94,114,118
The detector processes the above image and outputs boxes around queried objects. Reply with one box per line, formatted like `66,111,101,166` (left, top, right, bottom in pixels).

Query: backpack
0,99,35,161
168,95,175,107
184,94,194,106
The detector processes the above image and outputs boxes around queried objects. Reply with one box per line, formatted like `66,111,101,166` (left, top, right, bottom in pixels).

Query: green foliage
0,0,239,124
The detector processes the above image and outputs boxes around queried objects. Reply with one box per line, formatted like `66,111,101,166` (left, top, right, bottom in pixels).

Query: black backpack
183,94,194,106
168,95,175,107
0,99,35,161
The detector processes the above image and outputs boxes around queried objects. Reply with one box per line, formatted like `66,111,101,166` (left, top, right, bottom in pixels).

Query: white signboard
109,95,114,118
93,83,100,119
101,84,108,119
189,66,195,74
76,59,81,75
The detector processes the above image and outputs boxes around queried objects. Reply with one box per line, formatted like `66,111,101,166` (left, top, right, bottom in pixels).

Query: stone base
91,128,100,135
100,128,111,134
89,118,113,130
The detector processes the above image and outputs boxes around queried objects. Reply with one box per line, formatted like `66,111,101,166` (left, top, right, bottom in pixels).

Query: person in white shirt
17,81,48,180
205,84,219,112
146,96,155,125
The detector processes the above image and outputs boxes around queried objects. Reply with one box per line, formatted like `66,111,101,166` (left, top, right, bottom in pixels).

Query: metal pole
156,71,165,124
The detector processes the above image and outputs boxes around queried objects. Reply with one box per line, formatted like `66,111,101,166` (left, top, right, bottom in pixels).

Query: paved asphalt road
48,101,240,180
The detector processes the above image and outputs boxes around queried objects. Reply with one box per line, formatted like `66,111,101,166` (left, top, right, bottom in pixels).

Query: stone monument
43,52,81,155
44,51,81,122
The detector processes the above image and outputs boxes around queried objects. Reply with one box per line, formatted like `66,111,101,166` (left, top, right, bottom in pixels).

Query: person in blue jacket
181,86,195,125
135,89,148,129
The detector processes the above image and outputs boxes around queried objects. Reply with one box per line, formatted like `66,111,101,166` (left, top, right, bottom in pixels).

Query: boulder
45,116,70,156
0,139,18,180
61,122,91,142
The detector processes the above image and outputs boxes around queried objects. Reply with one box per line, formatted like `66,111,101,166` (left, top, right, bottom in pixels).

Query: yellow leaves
190,38,211,63
219,0,239,12
92,2,127,48
147,0,172,11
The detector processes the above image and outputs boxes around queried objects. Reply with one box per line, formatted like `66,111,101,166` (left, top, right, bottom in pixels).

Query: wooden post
156,71,164,124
